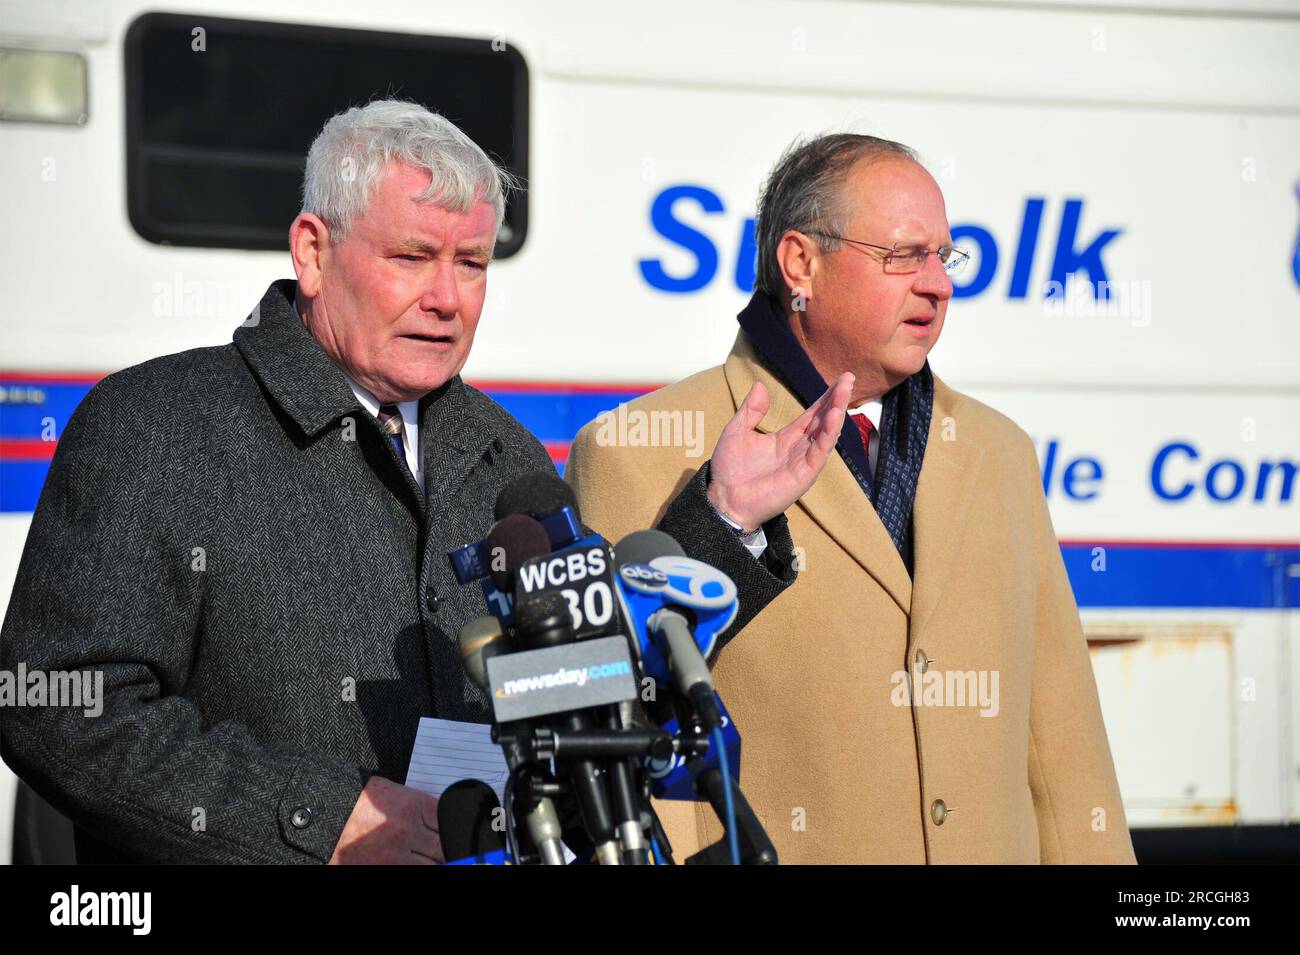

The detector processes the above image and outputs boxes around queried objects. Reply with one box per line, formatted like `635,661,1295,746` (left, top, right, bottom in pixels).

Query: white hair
300,99,518,246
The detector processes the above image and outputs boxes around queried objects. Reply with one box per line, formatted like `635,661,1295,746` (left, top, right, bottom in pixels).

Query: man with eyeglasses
565,134,1135,864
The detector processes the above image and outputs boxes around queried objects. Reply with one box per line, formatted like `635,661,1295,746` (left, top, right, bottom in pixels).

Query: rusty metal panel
1087,623,1236,827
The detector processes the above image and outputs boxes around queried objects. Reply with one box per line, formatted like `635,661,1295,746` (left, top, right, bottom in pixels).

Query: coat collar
233,280,499,510
722,331,982,623
233,279,360,439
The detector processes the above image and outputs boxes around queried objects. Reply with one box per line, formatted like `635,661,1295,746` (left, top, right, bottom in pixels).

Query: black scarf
736,291,933,575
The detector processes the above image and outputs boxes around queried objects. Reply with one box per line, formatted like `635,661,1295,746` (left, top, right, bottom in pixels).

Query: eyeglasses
808,231,970,276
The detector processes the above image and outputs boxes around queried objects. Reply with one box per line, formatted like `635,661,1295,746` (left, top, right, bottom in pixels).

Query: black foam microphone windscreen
613,529,686,569
514,590,575,649
438,779,506,862
494,471,582,524
485,513,552,591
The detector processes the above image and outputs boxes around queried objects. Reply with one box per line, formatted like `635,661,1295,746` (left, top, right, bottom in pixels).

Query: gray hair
300,99,519,246
754,133,919,300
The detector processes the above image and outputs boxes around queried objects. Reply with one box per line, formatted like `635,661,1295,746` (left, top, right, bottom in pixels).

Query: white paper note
404,717,510,804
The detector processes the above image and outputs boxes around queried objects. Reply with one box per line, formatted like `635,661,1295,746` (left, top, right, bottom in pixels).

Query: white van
1,0,1297,862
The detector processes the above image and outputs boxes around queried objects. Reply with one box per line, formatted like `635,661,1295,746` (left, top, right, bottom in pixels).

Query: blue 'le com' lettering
1151,442,1298,503
1038,438,1104,501
640,186,1123,301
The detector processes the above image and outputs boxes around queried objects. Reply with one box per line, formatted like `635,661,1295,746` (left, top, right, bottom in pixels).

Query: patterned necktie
851,412,875,472
377,404,407,467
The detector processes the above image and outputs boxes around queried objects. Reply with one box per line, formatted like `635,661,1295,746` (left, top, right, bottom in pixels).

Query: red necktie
852,413,874,459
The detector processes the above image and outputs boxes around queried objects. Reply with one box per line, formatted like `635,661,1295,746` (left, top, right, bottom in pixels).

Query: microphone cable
503,762,526,865
711,726,741,865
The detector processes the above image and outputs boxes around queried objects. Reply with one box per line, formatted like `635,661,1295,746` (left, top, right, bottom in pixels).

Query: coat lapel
909,375,984,635
723,333,913,615
419,378,498,513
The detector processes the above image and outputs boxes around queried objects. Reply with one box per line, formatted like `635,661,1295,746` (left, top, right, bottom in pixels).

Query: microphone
515,591,621,865
613,530,738,731
458,615,513,691
494,472,586,550
456,613,569,865
515,587,577,650
479,513,553,622
457,613,569,867
512,538,621,640
519,791,567,867
445,473,580,590
612,533,769,862
495,472,582,524
438,780,507,864
486,514,552,592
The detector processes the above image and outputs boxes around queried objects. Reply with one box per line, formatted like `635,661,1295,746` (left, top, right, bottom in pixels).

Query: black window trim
124,11,530,258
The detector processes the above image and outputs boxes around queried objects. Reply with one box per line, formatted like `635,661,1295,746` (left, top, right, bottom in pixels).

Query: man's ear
776,230,819,308
289,213,330,298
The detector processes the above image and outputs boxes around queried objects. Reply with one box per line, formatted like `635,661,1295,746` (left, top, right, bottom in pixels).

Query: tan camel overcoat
565,333,1135,864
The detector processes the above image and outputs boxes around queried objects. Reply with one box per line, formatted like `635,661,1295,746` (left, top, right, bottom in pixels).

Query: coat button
915,649,930,673
426,588,441,612
291,807,313,829
931,799,948,825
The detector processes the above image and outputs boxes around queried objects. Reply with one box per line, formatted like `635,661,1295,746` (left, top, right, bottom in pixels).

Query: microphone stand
684,767,778,865
494,723,776,864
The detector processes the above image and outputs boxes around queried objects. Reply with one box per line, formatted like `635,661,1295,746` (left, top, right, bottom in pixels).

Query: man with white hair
0,101,850,864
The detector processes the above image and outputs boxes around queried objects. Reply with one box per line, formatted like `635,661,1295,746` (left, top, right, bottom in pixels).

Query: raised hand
705,372,854,532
